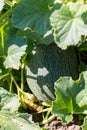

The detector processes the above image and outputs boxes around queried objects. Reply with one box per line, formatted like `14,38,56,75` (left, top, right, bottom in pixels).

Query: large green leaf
17,29,53,47
4,23,27,52
0,111,41,130
4,44,27,70
52,71,87,124
0,87,41,130
11,0,61,36
50,2,87,49
0,87,20,112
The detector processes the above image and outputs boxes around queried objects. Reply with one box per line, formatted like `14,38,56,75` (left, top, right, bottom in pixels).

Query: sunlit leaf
5,23,27,52
4,44,27,70
52,71,87,124
0,111,41,130
0,87,20,112
0,0,4,12
50,2,87,49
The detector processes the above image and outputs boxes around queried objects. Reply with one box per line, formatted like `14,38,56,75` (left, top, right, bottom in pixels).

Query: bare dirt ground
44,119,82,130
33,110,83,130
43,115,83,130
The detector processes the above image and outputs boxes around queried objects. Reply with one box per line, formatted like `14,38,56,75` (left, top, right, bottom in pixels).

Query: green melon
26,43,78,101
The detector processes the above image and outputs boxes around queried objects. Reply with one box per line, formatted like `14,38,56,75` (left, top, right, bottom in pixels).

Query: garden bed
0,0,87,130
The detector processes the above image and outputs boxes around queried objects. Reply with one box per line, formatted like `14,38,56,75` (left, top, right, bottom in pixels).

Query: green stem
10,73,28,97
41,101,52,107
45,109,51,120
10,73,42,111
21,63,24,90
21,54,27,90
9,76,13,93
0,27,4,54
13,0,20,3
0,8,12,27
10,73,20,96
40,114,55,125
0,73,9,80
4,0,13,7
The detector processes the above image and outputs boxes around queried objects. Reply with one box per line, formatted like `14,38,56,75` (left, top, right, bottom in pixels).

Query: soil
43,118,82,130
33,113,83,130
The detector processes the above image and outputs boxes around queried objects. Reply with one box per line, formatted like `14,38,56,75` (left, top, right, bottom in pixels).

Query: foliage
52,71,87,124
0,0,87,129
0,111,41,130
26,44,78,101
11,0,61,35
0,87,41,130
4,44,27,70
0,87,20,112
50,2,87,49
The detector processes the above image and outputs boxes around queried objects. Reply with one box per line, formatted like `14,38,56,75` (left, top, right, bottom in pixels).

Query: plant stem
4,0,14,7
33,108,52,115
10,72,43,111
41,102,52,107
10,73,20,96
45,109,51,120
21,54,27,90
0,8,12,27
21,63,24,90
0,73,9,80
0,27,4,54
40,114,56,125
9,76,13,93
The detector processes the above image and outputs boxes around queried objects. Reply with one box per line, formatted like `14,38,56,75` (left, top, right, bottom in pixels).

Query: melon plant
10,0,80,101
0,0,87,129
26,43,78,101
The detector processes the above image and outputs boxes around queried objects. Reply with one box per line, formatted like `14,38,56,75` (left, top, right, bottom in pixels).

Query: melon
26,43,78,101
